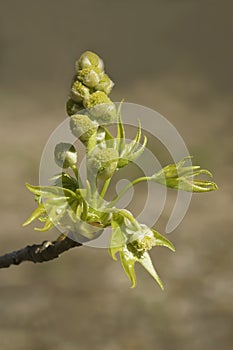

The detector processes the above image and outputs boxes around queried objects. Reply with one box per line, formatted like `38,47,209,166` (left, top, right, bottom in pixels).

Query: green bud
95,74,114,95
88,148,119,180
76,51,104,72
152,157,218,192
71,81,90,103
66,98,83,116
77,67,104,89
54,143,77,169
70,114,98,143
84,91,116,125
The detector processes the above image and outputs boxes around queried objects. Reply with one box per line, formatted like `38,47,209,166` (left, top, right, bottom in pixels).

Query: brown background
0,1,232,349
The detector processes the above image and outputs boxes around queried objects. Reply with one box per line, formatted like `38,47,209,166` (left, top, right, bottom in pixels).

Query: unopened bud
54,143,77,169
76,51,104,72
84,91,116,125
88,148,119,180
71,81,90,103
96,74,114,95
66,99,83,116
77,67,104,89
70,114,98,143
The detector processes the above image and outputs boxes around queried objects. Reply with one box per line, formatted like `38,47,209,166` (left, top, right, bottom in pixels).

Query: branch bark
0,235,82,269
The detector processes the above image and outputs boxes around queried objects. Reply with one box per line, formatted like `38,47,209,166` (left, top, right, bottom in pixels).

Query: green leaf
152,229,175,251
138,252,164,290
120,249,137,288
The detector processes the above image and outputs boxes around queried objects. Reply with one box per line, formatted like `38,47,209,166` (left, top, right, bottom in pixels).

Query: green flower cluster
23,51,218,289
67,51,115,125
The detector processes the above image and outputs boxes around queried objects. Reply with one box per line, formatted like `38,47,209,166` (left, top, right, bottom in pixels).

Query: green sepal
116,113,126,154
138,252,164,290
127,135,147,162
102,127,114,141
131,119,142,150
120,249,137,288
117,119,147,168
109,219,126,261
152,229,175,251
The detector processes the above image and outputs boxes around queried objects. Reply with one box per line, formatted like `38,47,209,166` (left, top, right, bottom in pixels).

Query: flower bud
77,67,104,89
66,99,83,116
70,114,98,143
76,51,104,72
88,148,119,180
54,143,77,169
95,74,114,95
83,91,116,125
71,81,90,103
152,157,218,192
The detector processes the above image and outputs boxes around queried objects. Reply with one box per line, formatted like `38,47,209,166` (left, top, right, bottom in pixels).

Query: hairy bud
84,91,116,125
70,114,98,143
54,143,77,169
76,51,104,72
66,99,83,116
88,148,119,180
96,74,114,95
77,67,104,89
71,81,90,103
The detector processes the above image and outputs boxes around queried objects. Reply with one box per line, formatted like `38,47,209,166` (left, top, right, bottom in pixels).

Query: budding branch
0,236,82,269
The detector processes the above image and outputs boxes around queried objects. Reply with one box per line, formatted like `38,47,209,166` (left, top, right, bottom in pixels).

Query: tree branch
0,235,82,269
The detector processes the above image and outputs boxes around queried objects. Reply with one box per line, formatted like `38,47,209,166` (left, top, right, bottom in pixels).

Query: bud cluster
67,51,115,125
24,50,218,290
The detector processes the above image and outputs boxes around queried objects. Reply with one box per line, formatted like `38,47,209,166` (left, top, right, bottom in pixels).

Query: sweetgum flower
88,147,119,180
76,51,104,72
96,74,114,95
70,114,98,143
71,81,90,103
66,98,82,116
77,67,104,89
127,226,157,259
54,143,77,169
83,91,116,125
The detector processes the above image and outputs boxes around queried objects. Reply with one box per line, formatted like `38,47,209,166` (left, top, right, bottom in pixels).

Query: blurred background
0,0,232,349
